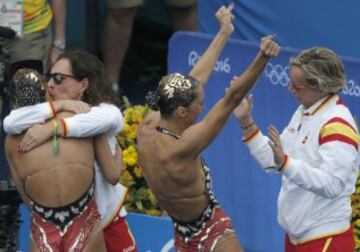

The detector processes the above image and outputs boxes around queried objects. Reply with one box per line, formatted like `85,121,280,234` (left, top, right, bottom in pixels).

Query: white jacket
244,94,360,243
3,102,128,227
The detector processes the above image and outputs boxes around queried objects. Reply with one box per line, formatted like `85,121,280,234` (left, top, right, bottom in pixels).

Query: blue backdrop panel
127,213,174,252
198,0,360,60
168,31,360,252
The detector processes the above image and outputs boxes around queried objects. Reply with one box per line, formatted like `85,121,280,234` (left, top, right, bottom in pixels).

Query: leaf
135,187,148,200
135,200,143,211
122,96,132,109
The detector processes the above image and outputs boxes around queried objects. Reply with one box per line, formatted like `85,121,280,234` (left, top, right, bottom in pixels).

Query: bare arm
49,0,67,65
3,100,90,135
94,134,123,185
189,4,234,86
179,36,280,159
5,138,31,209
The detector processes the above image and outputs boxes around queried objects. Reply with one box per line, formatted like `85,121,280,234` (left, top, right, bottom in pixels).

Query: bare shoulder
143,111,160,127
138,111,159,137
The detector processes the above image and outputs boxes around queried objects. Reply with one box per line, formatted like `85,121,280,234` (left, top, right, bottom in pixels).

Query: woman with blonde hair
234,47,360,251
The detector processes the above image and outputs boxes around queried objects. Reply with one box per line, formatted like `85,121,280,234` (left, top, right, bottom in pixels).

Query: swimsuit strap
156,126,180,139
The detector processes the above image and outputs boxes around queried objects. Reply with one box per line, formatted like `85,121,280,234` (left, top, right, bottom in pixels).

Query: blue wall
198,0,360,59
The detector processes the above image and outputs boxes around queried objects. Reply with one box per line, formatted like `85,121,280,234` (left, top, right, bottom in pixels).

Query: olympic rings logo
264,63,290,87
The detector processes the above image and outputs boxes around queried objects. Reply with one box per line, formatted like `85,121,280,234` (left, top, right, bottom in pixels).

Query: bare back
137,113,211,222
5,112,94,208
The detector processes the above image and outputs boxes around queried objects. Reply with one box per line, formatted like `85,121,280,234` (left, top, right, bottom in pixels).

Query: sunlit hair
57,50,117,106
290,47,346,93
10,68,45,109
145,73,200,117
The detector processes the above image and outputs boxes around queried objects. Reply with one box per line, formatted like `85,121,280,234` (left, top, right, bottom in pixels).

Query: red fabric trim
319,134,358,150
242,128,260,143
278,154,289,172
107,189,129,226
60,118,67,137
304,95,335,116
336,97,346,106
323,117,356,132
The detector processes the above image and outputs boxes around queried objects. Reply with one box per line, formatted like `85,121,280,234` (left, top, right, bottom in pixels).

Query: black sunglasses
46,73,78,85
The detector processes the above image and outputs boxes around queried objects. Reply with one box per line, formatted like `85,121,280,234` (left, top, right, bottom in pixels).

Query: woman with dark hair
3,50,137,251
234,47,360,251
53,50,118,106
137,4,280,251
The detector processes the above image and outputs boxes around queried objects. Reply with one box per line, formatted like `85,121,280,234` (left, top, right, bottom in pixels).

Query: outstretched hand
259,35,280,58
215,3,235,35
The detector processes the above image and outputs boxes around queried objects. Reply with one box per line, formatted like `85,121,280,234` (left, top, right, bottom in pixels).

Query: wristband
60,118,67,137
52,39,66,50
277,154,289,172
48,100,57,117
241,121,255,130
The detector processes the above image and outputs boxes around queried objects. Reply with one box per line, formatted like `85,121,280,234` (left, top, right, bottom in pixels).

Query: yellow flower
117,102,164,216
134,166,143,178
122,145,138,166
120,170,134,187
123,123,131,134
126,156,137,167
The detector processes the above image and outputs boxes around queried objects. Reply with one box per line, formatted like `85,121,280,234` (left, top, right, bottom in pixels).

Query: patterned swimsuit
30,182,101,252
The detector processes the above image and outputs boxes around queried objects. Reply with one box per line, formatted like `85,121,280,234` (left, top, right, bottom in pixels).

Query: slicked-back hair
149,73,201,118
290,47,346,94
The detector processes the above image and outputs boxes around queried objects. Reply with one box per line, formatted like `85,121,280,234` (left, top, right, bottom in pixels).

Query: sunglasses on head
46,73,78,85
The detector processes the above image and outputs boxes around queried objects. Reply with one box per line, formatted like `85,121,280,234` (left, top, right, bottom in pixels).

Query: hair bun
145,90,160,111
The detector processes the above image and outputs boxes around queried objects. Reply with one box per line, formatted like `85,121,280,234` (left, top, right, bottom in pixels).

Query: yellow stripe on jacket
319,117,360,150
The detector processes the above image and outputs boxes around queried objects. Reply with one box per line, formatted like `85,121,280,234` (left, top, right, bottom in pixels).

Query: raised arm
188,4,234,86
48,0,67,65
179,36,280,159
94,134,123,185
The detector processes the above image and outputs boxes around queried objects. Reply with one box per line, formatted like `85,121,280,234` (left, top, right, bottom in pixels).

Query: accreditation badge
0,0,23,37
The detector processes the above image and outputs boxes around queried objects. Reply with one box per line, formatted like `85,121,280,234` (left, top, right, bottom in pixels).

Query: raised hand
259,35,280,59
233,94,254,124
267,124,285,166
215,3,235,35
